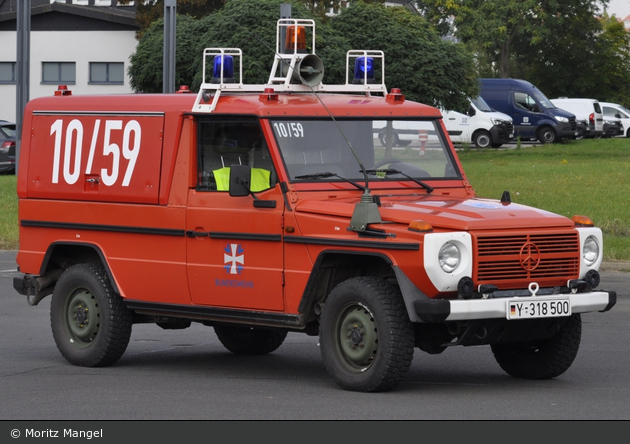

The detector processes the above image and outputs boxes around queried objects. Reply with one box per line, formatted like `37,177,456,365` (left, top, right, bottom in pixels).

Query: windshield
532,91,555,109
270,118,460,183
0,124,16,138
619,105,630,116
471,96,493,112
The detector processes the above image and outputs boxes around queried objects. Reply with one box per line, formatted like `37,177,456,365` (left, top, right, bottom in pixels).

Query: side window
196,120,276,192
89,62,124,84
514,92,536,111
0,62,16,84
42,62,76,84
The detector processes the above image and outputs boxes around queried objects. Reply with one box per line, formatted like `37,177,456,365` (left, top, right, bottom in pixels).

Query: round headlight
439,242,461,273
583,235,599,266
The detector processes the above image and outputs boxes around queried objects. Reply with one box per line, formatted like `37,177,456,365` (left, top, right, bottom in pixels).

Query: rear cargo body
12,19,615,393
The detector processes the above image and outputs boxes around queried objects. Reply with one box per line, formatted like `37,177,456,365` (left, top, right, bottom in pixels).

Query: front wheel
473,130,492,148
214,325,287,355
319,276,415,392
491,314,581,379
537,127,557,144
50,263,132,367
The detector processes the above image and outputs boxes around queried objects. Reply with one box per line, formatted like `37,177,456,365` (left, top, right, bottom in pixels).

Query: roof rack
193,19,387,113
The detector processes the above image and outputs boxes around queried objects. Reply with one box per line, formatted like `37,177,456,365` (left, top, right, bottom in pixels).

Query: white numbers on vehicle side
273,122,304,138
50,119,142,186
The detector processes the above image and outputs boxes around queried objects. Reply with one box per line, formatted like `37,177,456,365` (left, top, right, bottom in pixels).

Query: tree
296,0,385,21
510,2,614,99
118,0,226,39
127,0,478,111
330,1,477,110
416,0,611,79
128,14,209,93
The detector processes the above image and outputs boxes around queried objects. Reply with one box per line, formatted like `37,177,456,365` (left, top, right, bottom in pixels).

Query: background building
0,0,139,122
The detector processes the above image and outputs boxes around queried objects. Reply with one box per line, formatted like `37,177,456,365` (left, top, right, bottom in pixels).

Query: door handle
186,230,208,238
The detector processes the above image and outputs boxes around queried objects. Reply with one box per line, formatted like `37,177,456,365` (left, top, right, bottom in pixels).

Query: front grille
569,117,577,131
474,231,580,288
501,122,514,133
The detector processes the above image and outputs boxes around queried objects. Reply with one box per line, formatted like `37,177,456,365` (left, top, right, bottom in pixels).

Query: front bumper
489,124,514,144
414,289,616,323
557,122,578,138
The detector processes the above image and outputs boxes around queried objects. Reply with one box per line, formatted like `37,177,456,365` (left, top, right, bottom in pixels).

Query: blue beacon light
211,55,235,83
353,57,374,84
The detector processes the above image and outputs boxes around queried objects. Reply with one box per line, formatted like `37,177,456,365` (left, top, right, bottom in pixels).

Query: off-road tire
214,325,288,355
473,130,492,148
491,314,582,379
537,126,557,144
319,276,415,392
50,263,132,367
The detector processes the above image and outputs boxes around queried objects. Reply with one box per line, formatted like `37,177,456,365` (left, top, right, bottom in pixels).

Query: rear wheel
214,325,287,355
491,314,581,379
50,263,132,367
319,276,414,392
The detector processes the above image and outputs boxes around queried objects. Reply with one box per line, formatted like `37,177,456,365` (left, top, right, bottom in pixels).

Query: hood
483,110,512,122
550,107,575,120
295,194,574,231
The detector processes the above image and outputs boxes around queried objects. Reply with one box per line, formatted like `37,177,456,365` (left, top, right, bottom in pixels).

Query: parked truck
12,20,615,392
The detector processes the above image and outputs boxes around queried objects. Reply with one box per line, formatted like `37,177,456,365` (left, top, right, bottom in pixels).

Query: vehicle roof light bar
193,20,388,113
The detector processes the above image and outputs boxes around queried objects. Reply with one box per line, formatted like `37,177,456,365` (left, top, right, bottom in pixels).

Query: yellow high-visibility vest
213,167,271,192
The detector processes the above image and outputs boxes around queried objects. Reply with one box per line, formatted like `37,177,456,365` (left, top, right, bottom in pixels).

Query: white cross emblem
224,243,244,274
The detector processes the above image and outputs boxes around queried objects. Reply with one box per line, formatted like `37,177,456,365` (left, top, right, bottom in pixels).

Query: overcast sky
605,0,630,18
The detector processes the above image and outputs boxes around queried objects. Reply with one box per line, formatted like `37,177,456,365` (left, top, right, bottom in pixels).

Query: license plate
507,298,571,319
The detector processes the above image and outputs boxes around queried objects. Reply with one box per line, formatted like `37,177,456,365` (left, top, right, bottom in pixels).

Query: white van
600,102,630,138
442,97,514,148
550,98,604,138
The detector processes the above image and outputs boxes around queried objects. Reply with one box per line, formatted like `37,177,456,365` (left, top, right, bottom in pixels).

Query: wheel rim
334,302,379,371
543,131,554,143
476,133,490,147
63,288,100,348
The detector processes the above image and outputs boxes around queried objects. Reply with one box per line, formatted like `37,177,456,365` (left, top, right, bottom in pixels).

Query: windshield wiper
365,169,434,193
294,172,366,191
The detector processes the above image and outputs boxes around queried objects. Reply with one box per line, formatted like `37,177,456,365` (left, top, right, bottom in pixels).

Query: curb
600,261,630,272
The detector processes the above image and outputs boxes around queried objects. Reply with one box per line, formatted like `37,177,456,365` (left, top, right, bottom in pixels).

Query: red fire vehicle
13,19,615,392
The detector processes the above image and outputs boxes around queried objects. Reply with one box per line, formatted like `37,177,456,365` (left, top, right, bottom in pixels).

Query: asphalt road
1,250,628,420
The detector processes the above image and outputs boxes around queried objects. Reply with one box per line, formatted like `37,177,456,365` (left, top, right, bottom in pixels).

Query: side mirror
532,104,541,113
229,164,276,208
228,164,252,197
467,105,476,117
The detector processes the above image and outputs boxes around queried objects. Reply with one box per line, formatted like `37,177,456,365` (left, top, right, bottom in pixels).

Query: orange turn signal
408,220,433,233
572,215,594,227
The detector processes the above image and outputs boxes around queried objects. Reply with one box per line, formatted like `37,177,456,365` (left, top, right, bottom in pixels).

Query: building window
42,62,76,84
89,62,125,84
0,62,16,84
